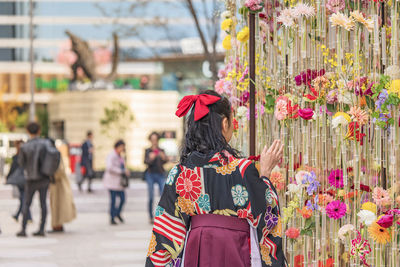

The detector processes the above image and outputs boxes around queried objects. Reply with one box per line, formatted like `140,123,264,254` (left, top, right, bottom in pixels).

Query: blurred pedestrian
144,132,167,224
79,131,94,192
103,140,129,225
6,140,32,223
17,122,51,237
49,140,76,233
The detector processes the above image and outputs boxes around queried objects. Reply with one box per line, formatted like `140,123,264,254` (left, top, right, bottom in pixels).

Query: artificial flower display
217,0,400,266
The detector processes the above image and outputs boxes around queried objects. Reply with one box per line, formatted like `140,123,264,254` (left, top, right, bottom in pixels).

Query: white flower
277,8,295,27
237,106,248,119
287,183,302,196
338,224,355,243
221,11,232,19
292,3,315,19
385,65,400,80
337,91,353,105
357,210,376,226
332,115,349,129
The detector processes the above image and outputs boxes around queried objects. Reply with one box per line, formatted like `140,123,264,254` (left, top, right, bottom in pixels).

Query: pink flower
245,0,263,11
215,79,225,95
277,8,295,27
328,169,344,189
298,108,314,120
326,90,338,104
274,97,288,120
372,187,391,207
326,0,345,13
377,214,394,228
326,200,347,220
285,227,300,239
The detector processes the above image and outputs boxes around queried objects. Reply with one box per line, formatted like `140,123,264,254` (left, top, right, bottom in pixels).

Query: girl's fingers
272,140,281,155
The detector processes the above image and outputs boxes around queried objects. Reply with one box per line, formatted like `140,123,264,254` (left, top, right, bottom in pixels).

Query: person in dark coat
17,122,51,237
79,131,94,192
6,140,32,222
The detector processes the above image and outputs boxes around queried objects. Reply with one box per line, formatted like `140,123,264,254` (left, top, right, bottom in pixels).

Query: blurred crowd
1,123,177,236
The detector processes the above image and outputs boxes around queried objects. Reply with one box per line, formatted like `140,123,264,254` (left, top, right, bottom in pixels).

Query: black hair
114,139,125,149
180,90,240,164
26,122,40,135
87,131,93,137
148,131,160,141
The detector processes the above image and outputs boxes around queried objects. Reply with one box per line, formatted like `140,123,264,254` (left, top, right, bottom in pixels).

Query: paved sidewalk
0,179,156,267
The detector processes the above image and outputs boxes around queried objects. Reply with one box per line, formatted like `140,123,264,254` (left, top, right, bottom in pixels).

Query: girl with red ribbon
146,90,286,267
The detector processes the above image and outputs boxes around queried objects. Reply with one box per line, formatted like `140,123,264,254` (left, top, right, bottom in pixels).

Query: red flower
233,118,239,130
294,255,304,267
304,82,319,101
176,168,202,201
346,122,365,145
298,108,314,120
287,100,299,119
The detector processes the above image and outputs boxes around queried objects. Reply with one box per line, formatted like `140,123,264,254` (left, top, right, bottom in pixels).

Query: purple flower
264,206,278,230
302,171,320,196
306,195,319,211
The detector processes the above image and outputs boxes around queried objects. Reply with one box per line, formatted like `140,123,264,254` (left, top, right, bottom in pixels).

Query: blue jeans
145,172,165,219
109,190,125,220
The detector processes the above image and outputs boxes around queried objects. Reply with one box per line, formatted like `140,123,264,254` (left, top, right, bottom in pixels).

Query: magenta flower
298,108,314,120
326,200,347,220
377,214,394,228
328,169,344,189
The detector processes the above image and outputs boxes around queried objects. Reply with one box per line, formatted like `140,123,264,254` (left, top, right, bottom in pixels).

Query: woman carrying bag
103,140,129,225
6,140,32,223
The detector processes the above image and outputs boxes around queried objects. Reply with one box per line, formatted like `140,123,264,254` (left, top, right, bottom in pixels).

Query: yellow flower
222,35,232,50
237,27,250,43
221,18,233,31
338,190,345,197
270,216,282,237
368,222,391,244
361,202,377,214
333,112,351,122
388,79,400,96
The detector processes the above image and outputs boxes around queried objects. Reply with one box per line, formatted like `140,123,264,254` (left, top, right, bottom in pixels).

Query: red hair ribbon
248,155,260,161
175,94,221,121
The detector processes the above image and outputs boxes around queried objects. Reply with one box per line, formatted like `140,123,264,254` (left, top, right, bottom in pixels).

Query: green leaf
326,103,336,113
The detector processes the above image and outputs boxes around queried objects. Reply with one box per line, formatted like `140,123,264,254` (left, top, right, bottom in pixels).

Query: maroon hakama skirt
183,214,251,267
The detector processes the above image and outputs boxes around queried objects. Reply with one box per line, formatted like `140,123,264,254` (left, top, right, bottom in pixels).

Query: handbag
6,167,26,187
120,173,129,188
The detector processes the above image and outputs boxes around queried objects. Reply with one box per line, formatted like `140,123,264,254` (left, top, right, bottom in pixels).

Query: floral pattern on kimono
145,151,286,267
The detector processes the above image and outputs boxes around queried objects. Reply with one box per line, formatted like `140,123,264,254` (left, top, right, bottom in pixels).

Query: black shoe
88,188,93,193
33,231,45,237
78,183,82,192
16,230,27,237
12,215,18,222
116,215,124,223
48,227,64,233
110,219,117,225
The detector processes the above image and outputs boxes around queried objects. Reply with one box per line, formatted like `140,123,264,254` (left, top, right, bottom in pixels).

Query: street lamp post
29,0,35,122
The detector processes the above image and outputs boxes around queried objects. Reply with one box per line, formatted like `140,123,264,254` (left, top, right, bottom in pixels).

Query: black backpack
41,145,61,177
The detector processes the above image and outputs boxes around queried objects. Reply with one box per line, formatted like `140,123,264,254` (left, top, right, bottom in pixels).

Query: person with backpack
16,122,59,237
6,140,32,223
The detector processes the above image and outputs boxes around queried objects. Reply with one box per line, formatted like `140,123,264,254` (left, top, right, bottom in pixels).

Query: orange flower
348,106,369,125
177,197,195,215
270,171,285,191
147,233,157,257
368,222,390,244
300,206,313,219
260,244,272,265
271,216,282,237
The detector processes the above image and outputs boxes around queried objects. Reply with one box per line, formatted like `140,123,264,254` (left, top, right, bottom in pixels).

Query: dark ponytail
180,90,240,164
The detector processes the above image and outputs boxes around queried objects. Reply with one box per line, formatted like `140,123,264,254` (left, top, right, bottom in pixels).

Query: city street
0,179,154,267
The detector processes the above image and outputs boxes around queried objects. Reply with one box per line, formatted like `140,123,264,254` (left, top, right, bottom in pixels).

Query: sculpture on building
65,31,119,89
